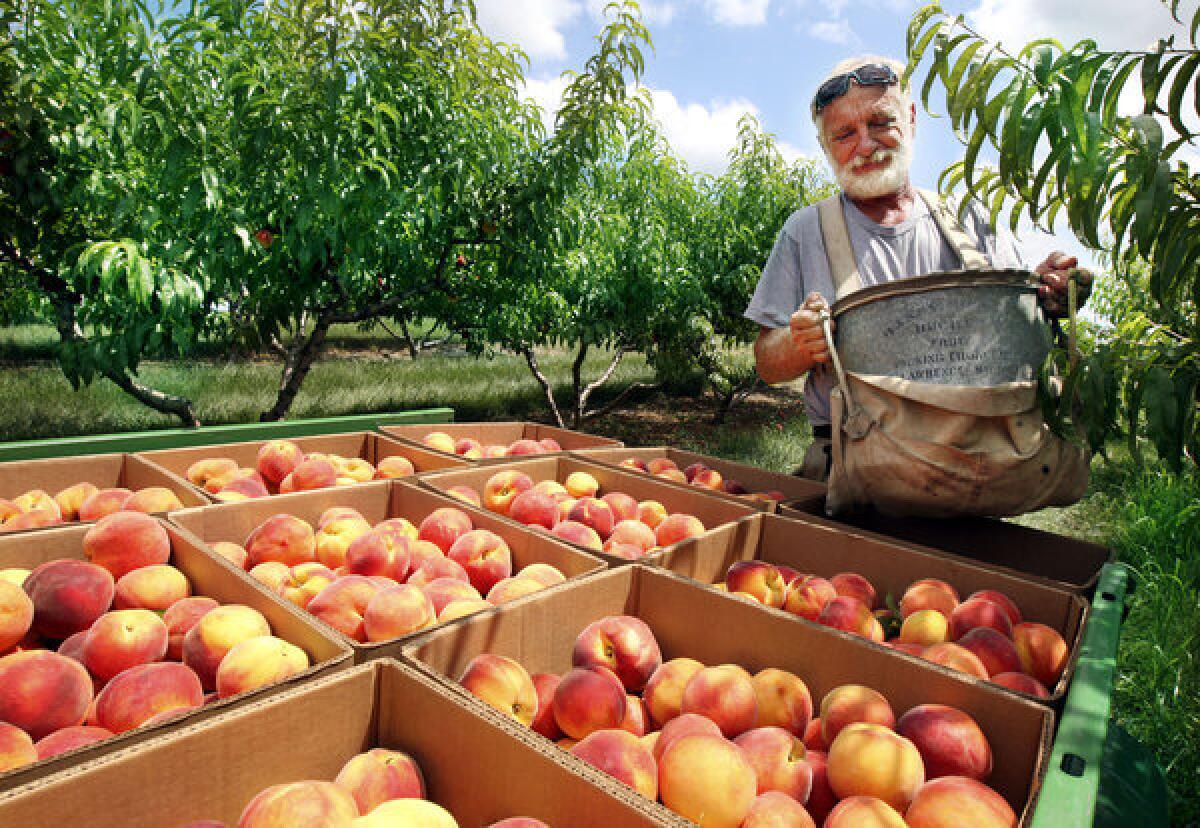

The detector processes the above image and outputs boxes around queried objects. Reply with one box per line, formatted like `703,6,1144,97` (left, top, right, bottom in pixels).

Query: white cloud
645,88,765,172
705,0,770,26
810,18,857,45
586,0,678,25
521,74,573,133
474,0,582,61
967,0,1179,51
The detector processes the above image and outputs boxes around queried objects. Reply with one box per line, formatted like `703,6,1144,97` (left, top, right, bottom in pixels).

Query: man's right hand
789,292,833,364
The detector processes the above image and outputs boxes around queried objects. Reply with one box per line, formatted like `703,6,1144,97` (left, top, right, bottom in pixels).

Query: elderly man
746,55,1091,482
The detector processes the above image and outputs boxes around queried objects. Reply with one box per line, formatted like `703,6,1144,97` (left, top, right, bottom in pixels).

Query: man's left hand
1035,252,1094,318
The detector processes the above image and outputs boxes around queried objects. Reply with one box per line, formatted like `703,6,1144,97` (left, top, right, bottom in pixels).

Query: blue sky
475,0,1186,271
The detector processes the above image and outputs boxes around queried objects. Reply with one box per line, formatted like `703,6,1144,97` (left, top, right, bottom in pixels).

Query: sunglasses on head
812,64,900,114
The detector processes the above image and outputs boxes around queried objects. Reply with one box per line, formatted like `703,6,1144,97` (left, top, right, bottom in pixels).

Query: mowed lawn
1,324,1197,822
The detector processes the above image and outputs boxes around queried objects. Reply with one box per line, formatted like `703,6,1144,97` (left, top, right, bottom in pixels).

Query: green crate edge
0,408,455,461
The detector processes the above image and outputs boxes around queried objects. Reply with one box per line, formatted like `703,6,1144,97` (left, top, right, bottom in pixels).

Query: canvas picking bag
817,191,1090,518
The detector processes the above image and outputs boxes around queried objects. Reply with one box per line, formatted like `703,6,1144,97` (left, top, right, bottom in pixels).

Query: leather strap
917,188,990,270
817,195,863,301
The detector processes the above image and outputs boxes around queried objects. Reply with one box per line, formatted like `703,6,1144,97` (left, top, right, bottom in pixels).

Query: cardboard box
781,500,1113,594
0,453,206,534
571,446,827,512
659,512,1088,704
137,431,467,502
168,481,608,663
405,566,1053,825
0,660,673,827
418,455,764,567
0,519,351,790
381,420,622,462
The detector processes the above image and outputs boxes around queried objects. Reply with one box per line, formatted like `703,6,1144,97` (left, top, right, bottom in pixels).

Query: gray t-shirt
744,192,1026,426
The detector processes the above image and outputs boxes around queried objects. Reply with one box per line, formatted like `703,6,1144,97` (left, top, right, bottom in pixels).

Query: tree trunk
522,347,566,428
260,314,332,421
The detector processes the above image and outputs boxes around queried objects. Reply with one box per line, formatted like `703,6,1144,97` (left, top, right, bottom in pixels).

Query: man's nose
856,129,880,155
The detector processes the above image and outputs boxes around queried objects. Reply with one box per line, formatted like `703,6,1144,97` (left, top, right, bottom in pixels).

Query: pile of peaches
616,456,785,504
442,469,706,560
185,440,416,502
186,749,548,827
226,504,570,643
0,483,187,533
722,561,1068,696
457,615,1017,827
0,512,310,773
418,430,564,460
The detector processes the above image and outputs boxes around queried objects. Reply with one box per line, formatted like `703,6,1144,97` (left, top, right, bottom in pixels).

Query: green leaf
1144,365,1182,471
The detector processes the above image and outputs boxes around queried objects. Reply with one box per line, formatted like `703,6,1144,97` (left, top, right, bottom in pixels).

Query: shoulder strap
817,195,864,301
917,188,990,270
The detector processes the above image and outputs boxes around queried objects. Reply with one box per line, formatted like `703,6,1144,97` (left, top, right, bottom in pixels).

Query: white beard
835,140,913,199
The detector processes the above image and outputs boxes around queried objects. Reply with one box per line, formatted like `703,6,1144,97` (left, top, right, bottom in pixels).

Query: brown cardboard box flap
0,519,351,790
405,566,1053,825
0,661,675,827
418,455,764,567
659,512,1089,704
168,481,608,662
381,421,623,462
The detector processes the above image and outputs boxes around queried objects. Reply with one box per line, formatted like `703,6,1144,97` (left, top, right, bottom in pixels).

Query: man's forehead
821,85,904,125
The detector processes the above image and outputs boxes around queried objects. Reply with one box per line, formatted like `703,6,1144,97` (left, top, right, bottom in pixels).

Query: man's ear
909,101,917,133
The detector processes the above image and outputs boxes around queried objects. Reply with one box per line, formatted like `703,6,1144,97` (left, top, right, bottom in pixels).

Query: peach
278,562,338,609
438,599,493,623
905,776,1017,828
114,564,191,611
803,717,826,751
805,750,836,823
900,579,960,620
752,667,813,736
83,609,169,681
654,712,722,761
564,471,600,498
552,666,627,740
567,497,615,540
216,635,309,698
238,780,359,827
482,444,509,459
57,630,89,663
0,567,30,586
0,651,93,739
459,653,538,726
890,640,929,657
655,468,687,483
122,487,185,514
949,598,1014,641
722,479,750,496
338,457,375,484
957,627,1021,677
603,541,647,560
0,720,37,771
418,507,474,553
182,604,271,689
538,437,562,453
444,485,482,507
899,609,950,646
249,561,291,593
454,437,484,458
314,516,373,570
681,664,757,738
967,590,1022,626
601,492,639,523
643,657,704,726
1012,621,1069,688
486,577,544,605
726,561,787,608
13,489,59,516
375,455,416,479
482,470,534,515
308,576,388,643
551,520,602,550
422,578,482,615
896,703,992,781
830,572,876,609
408,539,446,571
346,531,411,582
407,557,469,588
351,799,457,827
34,724,113,760
164,596,219,660
654,513,705,546
83,511,171,579
619,457,649,472
646,458,678,475
78,487,134,521
364,585,436,641
186,458,239,490
507,439,544,456
783,575,837,621
636,500,667,529
244,514,317,568
691,468,724,490
619,694,649,736
375,517,418,544
254,440,304,485
216,471,270,501
335,748,425,814
0,498,18,524
508,490,560,529
289,457,338,491
530,672,563,739
572,615,662,693
448,530,512,595
532,480,569,498
422,431,458,454
742,792,817,828
2,508,63,531
824,796,906,828
24,559,115,638
922,642,991,679
54,482,99,521
571,729,658,800
817,596,884,641
516,563,565,588
820,684,895,744
211,541,248,569
659,734,757,828
991,671,1050,697
827,722,924,810
735,726,813,801
0,580,34,652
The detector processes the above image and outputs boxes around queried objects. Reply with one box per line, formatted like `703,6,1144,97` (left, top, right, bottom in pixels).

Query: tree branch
577,345,626,415
570,341,589,426
522,347,566,428
583,381,659,422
